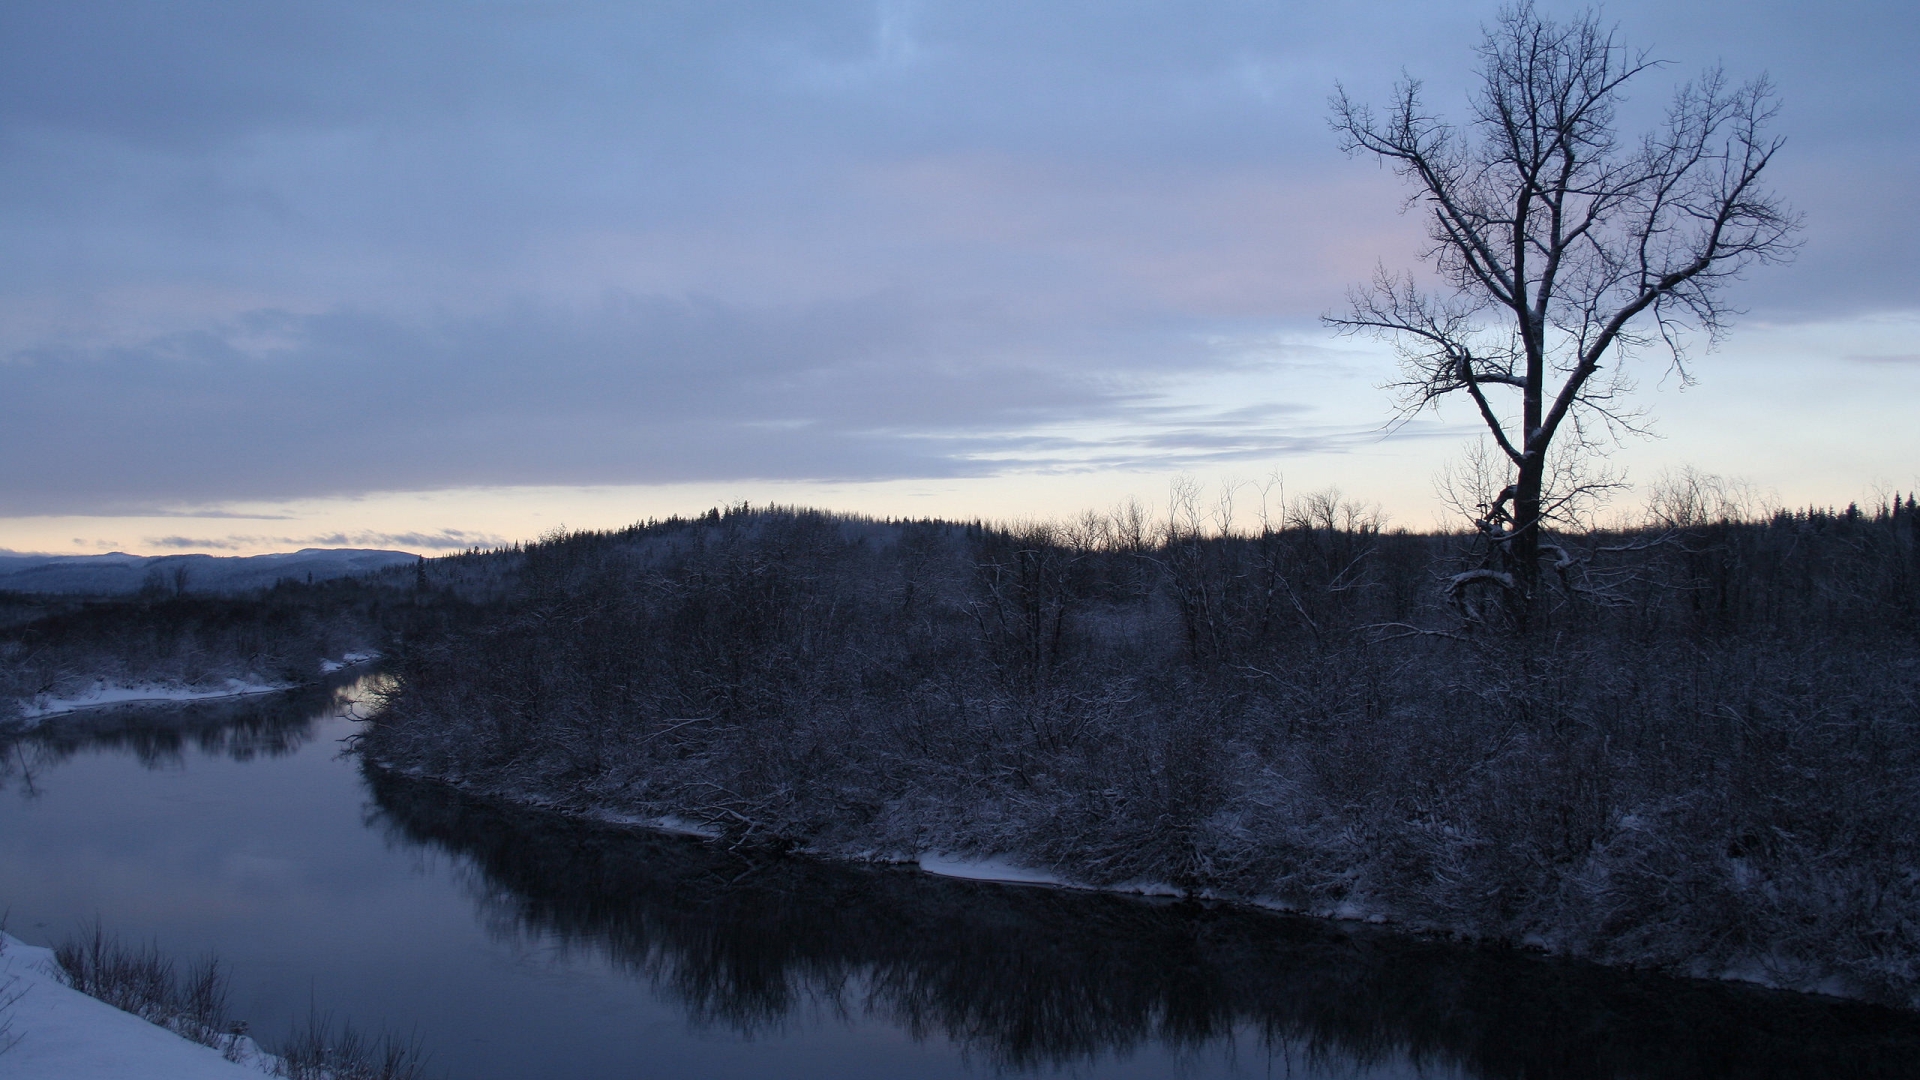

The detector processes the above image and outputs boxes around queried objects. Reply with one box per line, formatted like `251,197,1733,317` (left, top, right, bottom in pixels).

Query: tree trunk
1511,459,1544,608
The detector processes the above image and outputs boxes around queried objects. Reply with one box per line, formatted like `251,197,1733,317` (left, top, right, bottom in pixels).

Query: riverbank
362,765,1920,1078
359,506,1920,1012
0,928,432,1080
0,932,273,1079
10,688,1919,1080
365,757,1904,1012
11,680,293,727
3,654,382,735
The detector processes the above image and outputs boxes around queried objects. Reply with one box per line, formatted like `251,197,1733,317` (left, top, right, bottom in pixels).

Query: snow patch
1716,956,1786,990
317,651,380,675
0,932,272,1079
649,815,723,838
582,810,723,839
17,679,290,722
918,854,1065,887
1112,880,1183,898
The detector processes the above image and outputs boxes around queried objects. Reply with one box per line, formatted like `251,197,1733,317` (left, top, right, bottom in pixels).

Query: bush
275,1010,430,1080
54,923,434,1077
56,923,241,1058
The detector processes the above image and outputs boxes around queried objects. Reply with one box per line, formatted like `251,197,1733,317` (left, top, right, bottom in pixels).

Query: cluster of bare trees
361,495,1920,1005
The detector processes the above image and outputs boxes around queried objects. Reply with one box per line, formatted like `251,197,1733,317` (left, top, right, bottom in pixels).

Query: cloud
1,294,1314,514
139,529,508,553
300,530,509,551
0,0,1912,521
149,535,244,550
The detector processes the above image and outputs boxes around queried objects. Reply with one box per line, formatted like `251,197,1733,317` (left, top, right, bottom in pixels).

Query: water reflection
1,673,382,789
367,771,1920,1079
9,690,1920,1078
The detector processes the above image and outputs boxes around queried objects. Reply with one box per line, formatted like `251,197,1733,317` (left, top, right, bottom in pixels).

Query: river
3,677,1916,1079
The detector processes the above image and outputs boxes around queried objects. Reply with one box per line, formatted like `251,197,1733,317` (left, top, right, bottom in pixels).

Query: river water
3,677,1917,1079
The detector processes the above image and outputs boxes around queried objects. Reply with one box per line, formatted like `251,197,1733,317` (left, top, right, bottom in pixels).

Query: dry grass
275,1009,431,1080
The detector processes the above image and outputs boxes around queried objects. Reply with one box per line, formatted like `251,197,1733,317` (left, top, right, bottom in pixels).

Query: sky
1,0,1915,555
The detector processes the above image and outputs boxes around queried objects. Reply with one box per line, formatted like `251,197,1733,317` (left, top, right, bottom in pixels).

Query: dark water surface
4,679,1918,1079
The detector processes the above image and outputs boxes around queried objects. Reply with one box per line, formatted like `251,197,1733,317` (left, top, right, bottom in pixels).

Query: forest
0,570,462,721
331,486,1920,1006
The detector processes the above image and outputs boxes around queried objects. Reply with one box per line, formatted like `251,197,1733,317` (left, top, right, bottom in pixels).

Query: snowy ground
317,651,379,675
0,933,273,1079
9,653,381,729
917,853,1069,887
13,680,291,726
917,853,1193,900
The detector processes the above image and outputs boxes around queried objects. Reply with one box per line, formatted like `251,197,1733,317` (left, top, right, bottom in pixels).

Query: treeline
0,575,470,719
358,492,1920,1005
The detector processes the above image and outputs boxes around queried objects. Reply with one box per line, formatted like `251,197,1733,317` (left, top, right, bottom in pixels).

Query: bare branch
1326,1,1796,603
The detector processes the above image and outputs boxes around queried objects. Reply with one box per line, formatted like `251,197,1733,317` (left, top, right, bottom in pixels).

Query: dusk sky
2,1,1915,555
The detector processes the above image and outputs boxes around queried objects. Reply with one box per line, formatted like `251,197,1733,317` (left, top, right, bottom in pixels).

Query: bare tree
1329,2,1797,607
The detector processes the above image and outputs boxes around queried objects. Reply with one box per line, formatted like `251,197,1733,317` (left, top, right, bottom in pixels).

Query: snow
914,855,1189,901
317,651,379,675
646,815,723,839
16,679,290,723
1119,881,1185,899
917,853,1066,887
0,933,271,1079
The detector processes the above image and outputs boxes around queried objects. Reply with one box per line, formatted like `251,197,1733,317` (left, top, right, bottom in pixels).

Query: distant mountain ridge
0,548,419,595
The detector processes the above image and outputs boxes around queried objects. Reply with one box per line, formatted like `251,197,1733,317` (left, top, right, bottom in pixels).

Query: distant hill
0,548,420,595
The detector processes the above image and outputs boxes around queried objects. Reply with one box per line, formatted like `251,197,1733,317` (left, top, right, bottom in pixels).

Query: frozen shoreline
5,654,381,731
369,762,1893,1012
0,933,275,1079
13,680,293,726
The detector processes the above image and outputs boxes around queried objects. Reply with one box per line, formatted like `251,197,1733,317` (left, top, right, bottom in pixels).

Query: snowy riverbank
5,654,382,732
368,757,1917,1015
0,933,275,1079
12,680,292,726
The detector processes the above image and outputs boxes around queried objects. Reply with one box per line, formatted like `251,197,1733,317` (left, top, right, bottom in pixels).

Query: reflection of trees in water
0,676,378,790
367,771,1920,1079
